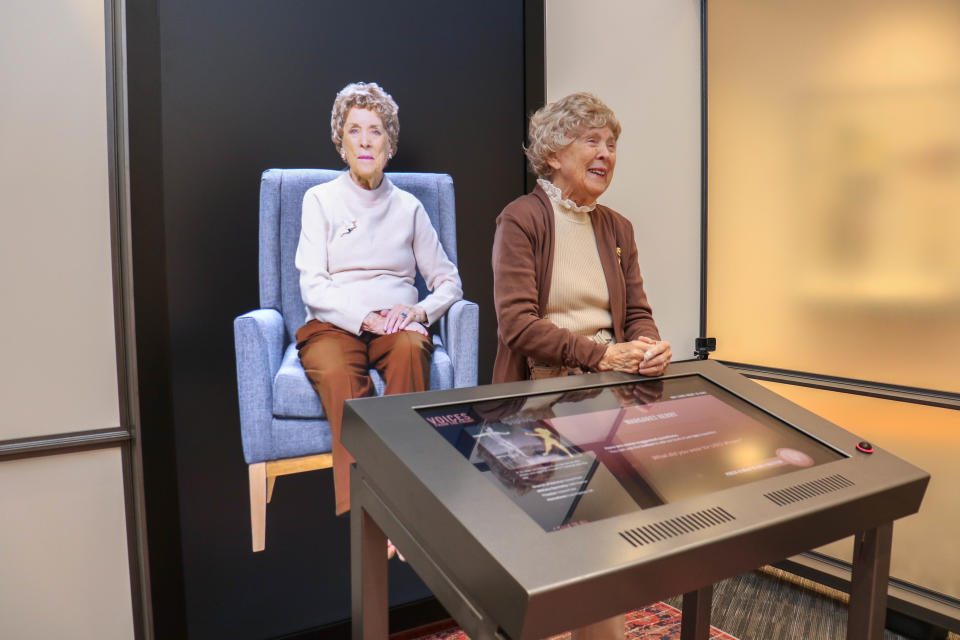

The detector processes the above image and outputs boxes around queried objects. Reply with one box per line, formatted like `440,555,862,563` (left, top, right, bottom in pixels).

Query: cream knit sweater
296,173,462,335
541,181,613,341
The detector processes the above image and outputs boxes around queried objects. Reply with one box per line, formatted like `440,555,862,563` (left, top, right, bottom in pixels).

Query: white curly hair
330,82,400,156
525,92,621,179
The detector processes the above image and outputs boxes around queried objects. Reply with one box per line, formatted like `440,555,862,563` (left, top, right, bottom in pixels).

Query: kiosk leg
680,585,713,640
847,522,893,640
351,484,389,640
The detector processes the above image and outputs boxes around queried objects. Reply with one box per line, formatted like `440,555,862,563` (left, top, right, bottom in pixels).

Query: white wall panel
0,0,119,439
545,0,702,357
0,448,134,639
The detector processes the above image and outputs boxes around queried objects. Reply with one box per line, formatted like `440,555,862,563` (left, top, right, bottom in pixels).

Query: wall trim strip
0,427,132,460
723,361,960,411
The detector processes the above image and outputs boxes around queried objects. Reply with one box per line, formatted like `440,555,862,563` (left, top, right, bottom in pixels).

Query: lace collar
538,178,596,214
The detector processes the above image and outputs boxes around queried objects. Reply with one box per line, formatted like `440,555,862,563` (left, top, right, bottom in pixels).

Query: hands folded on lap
361,304,428,336
597,336,672,376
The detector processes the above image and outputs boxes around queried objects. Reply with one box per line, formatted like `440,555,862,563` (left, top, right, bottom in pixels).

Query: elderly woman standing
492,90,672,637
296,82,462,516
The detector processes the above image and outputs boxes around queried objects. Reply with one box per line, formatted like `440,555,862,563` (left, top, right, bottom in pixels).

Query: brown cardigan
491,185,660,383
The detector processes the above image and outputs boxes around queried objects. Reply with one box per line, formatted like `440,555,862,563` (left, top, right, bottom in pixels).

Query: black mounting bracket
695,337,716,360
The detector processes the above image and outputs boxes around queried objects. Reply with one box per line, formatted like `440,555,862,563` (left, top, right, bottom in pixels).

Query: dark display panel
418,375,845,531
126,0,529,636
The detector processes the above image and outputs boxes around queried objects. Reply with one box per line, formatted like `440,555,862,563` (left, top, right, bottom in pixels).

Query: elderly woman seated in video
295,82,462,517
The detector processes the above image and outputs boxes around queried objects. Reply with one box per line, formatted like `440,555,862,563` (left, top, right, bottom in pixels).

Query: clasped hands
361,303,428,336
596,336,671,376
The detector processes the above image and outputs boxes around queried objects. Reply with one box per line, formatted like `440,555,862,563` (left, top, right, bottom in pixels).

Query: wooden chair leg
249,463,267,552
264,453,333,508
248,454,334,552
267,475,277,503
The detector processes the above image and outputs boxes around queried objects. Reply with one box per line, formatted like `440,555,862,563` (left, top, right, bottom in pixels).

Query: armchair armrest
234,308,285,463
439,299,478,388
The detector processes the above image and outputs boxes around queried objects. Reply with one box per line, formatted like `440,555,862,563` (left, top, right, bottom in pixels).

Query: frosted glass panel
707,0,960,393
0,448,134,639
0,1,120,438
757,380,960,600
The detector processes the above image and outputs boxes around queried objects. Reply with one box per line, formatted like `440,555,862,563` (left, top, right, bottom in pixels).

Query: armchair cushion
272,337,454,420
272,344,324,418
234,309,285,464
270,417,332,460
440,299,479,389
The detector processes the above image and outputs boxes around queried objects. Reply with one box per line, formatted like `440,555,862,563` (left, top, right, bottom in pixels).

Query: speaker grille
764,474,854,506
618,507,736,548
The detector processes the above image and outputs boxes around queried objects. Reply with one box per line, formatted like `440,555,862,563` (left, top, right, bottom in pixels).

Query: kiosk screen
417,375,845,532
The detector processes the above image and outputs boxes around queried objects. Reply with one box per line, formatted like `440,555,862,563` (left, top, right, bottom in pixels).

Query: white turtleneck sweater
296,173,463,335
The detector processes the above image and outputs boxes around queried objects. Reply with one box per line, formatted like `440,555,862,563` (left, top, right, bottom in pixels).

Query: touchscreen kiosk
343,360,929,640
418,375,845,532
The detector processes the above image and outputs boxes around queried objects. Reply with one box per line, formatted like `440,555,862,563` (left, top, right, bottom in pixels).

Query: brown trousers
296,320,433,515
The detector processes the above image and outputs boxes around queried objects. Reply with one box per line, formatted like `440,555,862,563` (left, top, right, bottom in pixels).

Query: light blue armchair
234,169,478,551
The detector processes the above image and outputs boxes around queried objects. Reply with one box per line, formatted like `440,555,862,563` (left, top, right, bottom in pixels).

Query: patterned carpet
408,601,739,640
402,567,959,640
663,567,959,640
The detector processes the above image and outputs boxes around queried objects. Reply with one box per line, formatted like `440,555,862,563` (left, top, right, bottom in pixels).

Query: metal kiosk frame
343,360,928,640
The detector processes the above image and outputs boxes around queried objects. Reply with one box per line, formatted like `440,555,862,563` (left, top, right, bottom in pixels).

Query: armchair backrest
258,169,458,341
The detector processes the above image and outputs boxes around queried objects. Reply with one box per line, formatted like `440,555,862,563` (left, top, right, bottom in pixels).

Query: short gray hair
525,92,621,179
330,82,400,156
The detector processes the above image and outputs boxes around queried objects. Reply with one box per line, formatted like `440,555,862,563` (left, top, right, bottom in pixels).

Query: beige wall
0,0,120,439
0,1,134,638
545,0,702,356
0,449,134,639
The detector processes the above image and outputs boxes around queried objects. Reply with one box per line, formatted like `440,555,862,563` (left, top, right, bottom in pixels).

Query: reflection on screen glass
417,375,845,532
